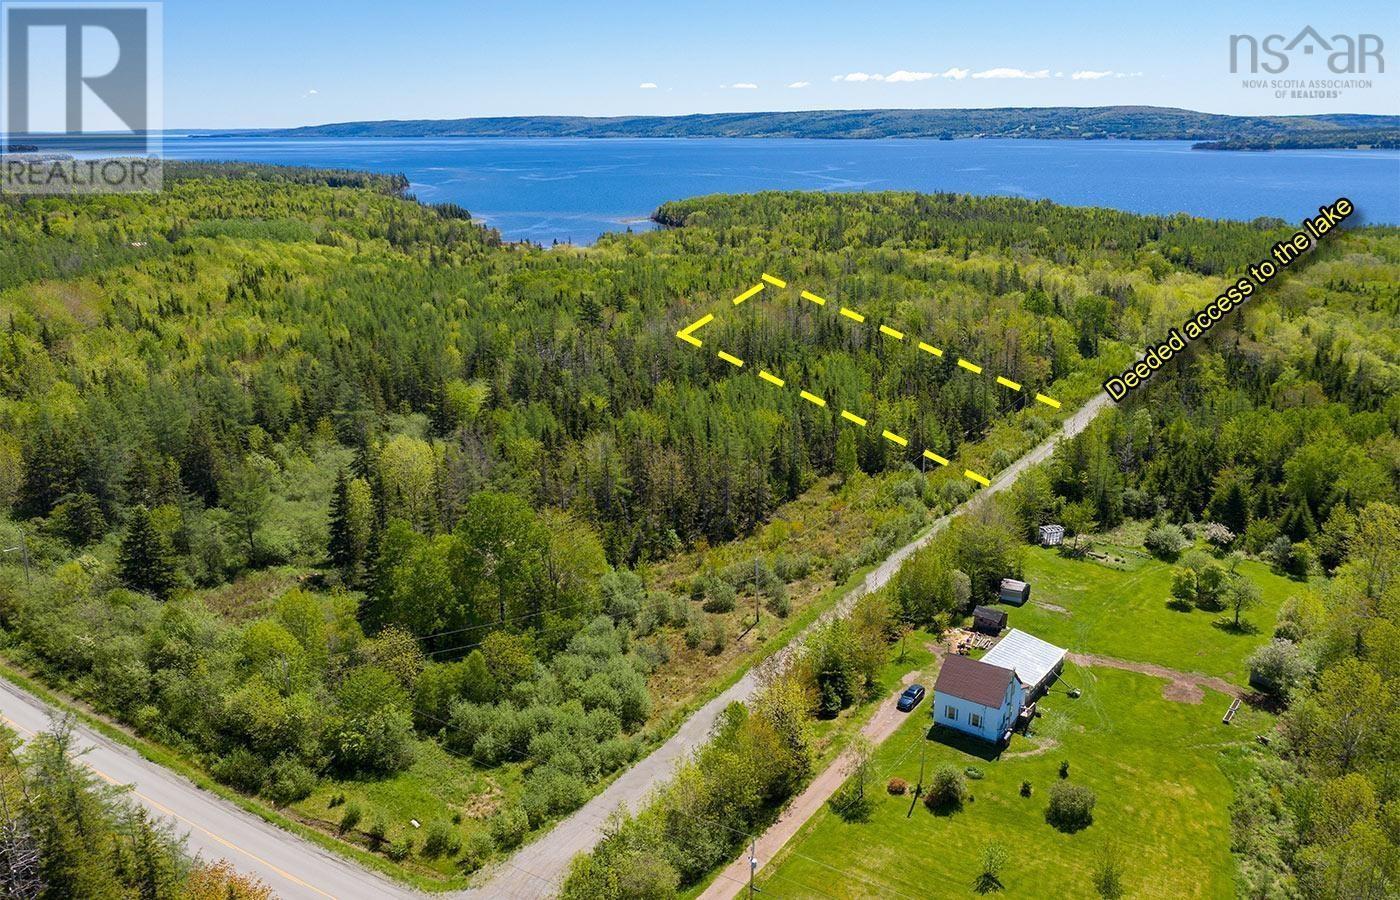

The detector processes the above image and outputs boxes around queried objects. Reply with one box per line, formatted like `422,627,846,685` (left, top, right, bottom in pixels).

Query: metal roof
981,628,1066,690
933,654,1016,708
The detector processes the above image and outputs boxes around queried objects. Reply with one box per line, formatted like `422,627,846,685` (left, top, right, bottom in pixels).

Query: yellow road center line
957,359,983,374
839,307,865,323
800,290,827,306
1035,393,1062,409
918,342,943,357
840,410,867,426
761,273,787,288
882,430,908,447
964,470,991,486
996,376,1022,390
923,450,950,467
879,325,904,340
717,351,744,367
800,390,827,407
759,370,785,387
676,331,703,347
732,283,765,305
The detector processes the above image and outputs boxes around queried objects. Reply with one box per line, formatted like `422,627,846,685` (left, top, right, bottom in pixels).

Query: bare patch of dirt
1033,600,1069,614
1161,680,1205,704
1068,652,1242,701
1002,737,1060,758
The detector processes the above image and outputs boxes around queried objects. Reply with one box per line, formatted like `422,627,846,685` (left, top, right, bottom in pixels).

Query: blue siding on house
933,676,1024,743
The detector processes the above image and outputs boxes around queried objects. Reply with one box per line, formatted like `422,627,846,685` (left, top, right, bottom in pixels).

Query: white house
932,654,1024,744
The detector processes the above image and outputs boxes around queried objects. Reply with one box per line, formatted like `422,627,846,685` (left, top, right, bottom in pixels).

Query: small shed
999,578,1031,606
1039,524,1064,547
972,605,1008,635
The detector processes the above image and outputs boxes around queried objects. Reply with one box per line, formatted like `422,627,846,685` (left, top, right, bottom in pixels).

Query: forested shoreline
0,166,1393,888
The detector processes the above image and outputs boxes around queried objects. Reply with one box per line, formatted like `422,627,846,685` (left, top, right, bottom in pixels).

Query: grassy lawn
1006,545,1302,684
759,662,1270,899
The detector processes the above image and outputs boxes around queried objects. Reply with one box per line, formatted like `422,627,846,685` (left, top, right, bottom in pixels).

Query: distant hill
219,106,1400,147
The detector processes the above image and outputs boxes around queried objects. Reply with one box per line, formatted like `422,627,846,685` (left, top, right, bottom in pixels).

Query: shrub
706,619,728,655
262,756,316,806
422,821,461,858
328,793,345,808
1020,781,1033,798
1046,783,1096,832
366,818,388,850
338,802,363,835
701,579,736,613
831,555,855,584
490,804,530,850
210,747,266,794
964,766,985,780
460,829,495,873
1059,760,1070,779
684,620,705,650
386,837,413,862
887,777,908,795
924,765,968,811
1144,524,1188,560
1203,522,1235,551
1247,639,1311,699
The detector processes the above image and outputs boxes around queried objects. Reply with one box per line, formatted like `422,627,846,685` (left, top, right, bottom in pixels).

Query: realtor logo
2,2,162,193
1229,26,1385,75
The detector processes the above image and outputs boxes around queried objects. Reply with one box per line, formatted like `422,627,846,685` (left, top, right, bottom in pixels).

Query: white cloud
788,81,810,89
971,67,1051,79
638,82,658,89
731,82,759,89
299,88,319,100
938,67,970,80
1071,70,1112,80
832,69,945,83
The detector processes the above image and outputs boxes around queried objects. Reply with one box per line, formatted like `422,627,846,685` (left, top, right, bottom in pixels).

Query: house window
944,705,958,721
969,712,982,728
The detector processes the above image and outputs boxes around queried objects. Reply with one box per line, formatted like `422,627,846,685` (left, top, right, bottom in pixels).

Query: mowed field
757,663,1269,899
755,539,1296,898
1011,546,1300,684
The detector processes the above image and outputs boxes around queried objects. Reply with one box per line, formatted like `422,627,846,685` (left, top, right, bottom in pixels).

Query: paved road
0,389,1115,900
0,678,416,900
466,388,1115,899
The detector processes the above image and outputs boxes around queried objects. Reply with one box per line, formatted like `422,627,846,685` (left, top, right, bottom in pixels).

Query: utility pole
4,527,29,584
753,556,761,627
749,835,758,898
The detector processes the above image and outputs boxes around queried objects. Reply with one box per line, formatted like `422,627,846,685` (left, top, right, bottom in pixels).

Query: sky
155,0,1399,128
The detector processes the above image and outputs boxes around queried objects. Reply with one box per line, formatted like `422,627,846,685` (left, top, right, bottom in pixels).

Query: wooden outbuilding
972,605,1007,634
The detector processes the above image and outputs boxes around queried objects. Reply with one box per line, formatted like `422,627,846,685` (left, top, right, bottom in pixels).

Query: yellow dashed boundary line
732,283,765,306
672,274,1053,488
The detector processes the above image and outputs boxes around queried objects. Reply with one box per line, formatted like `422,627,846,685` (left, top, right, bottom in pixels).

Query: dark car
896,684,926,712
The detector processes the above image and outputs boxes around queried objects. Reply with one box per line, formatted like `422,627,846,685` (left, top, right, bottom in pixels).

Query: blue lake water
159,136,1400,244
